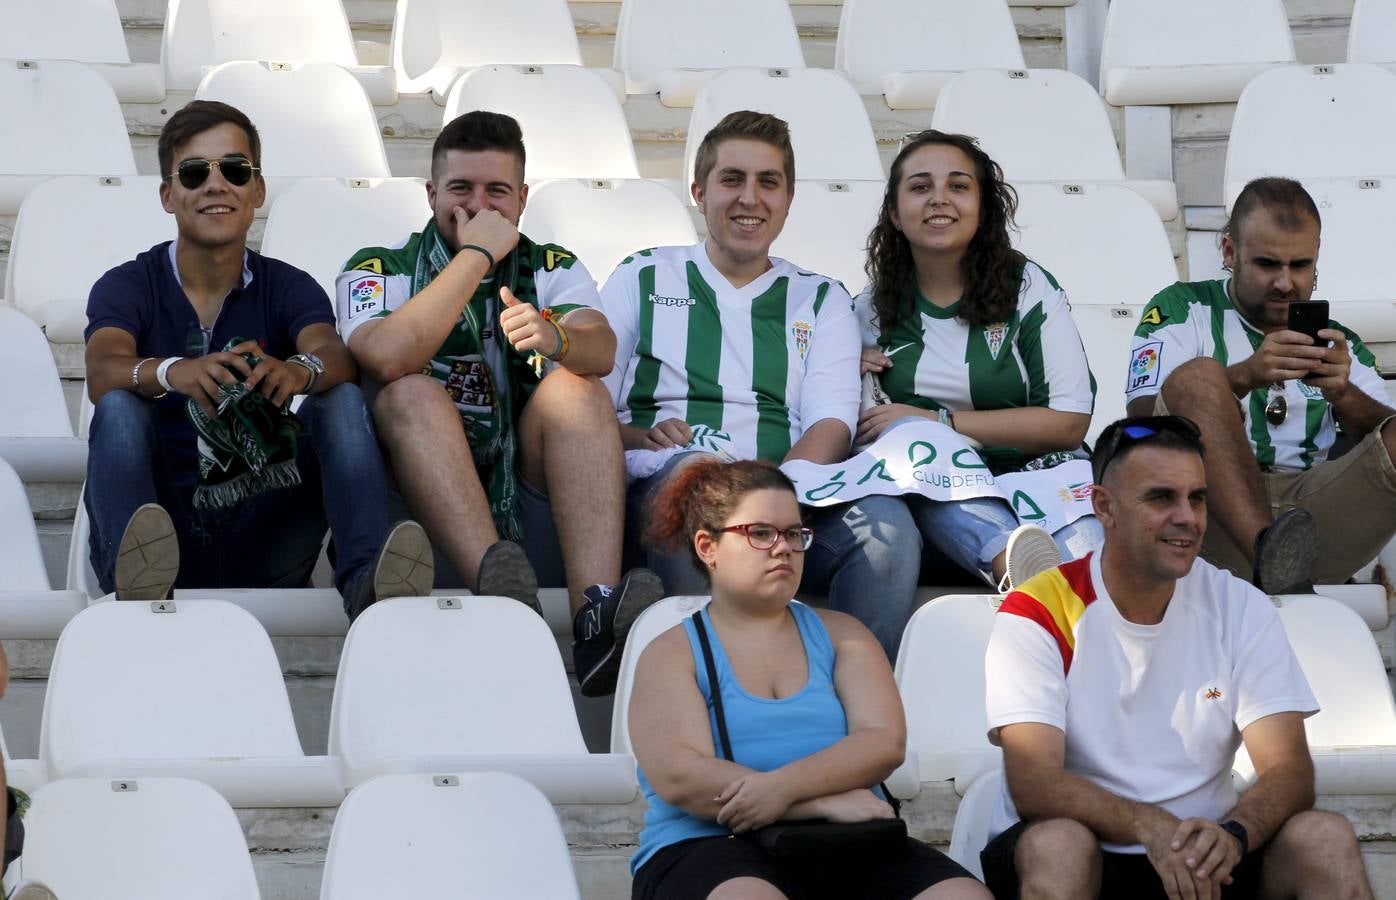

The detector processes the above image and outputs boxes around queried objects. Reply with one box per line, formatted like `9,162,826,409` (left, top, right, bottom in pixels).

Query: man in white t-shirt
1124,177,1396,593
980,415,1372,900
600,111,923,657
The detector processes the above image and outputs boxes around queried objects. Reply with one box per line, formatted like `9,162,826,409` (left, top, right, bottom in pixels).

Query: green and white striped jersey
855,261,1096,472
1128,278,1387,473
600,243,860,463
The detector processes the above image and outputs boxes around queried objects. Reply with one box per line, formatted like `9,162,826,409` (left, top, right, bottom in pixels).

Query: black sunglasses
1092,415,1202,484
169,156,260,190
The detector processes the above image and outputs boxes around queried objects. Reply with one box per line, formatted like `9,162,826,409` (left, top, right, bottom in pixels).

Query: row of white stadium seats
13,772,580,899
15,0,1396,109
3,588,1394,821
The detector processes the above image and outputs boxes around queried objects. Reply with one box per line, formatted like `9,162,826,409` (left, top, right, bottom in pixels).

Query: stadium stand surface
0,311,86,483
0,0,164,102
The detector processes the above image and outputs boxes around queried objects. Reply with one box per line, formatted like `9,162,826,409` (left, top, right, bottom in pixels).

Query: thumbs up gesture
499,287,562,358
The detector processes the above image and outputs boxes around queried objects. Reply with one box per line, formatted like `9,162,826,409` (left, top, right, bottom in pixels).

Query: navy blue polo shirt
85,241,335,479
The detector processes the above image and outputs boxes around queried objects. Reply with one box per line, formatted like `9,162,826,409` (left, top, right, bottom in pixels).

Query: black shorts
980,820,1268,900
632,834,975,900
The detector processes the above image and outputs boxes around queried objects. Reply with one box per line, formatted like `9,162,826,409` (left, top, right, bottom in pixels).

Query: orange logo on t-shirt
1205,687,1223,700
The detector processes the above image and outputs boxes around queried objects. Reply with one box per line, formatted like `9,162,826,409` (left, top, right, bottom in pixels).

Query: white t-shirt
985,552,1318,853
599,243,860,463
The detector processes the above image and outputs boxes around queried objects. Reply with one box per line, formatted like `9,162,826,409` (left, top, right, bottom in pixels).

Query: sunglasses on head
169,156,259,190
1092,415,1202,484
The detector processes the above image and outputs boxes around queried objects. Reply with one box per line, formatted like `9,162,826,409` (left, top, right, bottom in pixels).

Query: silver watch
287,353,325,394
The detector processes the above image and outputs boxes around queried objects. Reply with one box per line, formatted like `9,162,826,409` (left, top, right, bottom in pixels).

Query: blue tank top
631,601,850,874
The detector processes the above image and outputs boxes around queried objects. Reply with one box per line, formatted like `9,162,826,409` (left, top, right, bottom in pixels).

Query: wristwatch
1219,819,1249,856
287,353,325,395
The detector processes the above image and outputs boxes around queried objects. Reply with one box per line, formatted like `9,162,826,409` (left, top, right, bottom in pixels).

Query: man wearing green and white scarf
340,111,660,697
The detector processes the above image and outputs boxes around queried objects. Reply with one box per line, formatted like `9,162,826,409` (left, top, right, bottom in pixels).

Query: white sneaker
11,880,60,900
999,524,1062,592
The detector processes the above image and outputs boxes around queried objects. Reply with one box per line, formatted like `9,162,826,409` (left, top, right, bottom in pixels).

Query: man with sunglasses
84,100,434,615
1124,177,1396,593
980,415,1372,900
338,110,660,698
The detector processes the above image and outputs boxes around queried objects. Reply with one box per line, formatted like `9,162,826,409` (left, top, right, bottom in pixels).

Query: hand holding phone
1287,300,1330,347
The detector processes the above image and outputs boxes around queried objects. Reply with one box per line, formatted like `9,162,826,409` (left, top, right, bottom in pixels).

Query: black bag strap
690,608,900,817
692,609,735,762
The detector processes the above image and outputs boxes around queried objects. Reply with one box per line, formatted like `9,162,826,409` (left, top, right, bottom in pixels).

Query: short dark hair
692,110,796,191
1225,177,1321,247
432,111,526,182
158,100,261,181
1091,416,1206,485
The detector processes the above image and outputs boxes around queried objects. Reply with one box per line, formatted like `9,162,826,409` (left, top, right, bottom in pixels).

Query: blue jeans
85,384,392,610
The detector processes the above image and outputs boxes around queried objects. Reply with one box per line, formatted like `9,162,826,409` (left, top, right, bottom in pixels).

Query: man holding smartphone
1123,177,1396,591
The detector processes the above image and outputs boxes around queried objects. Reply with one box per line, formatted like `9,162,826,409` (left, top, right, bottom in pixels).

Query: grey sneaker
1000,524,1062,592
477,540,541,615
373,520,435,602
1253,507,1318,595
573,568,665,697
114,503,179,601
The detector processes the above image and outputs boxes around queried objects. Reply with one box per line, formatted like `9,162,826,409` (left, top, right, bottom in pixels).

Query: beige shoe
1000,524,1062,593
12,879,60,900
114,503,179,601
373,520,436,603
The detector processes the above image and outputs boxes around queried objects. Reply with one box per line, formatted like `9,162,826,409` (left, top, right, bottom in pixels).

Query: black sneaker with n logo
572,568,664,697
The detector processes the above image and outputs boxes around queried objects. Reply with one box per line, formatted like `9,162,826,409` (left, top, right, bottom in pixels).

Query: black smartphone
1287,300,1330,346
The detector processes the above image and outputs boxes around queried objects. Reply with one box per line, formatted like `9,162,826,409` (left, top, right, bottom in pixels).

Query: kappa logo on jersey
983,322,1009,360
544,249,574,272
351,257,383,274
1141,307,1166,327
647,292,695,307
1129,342,1164,391
347,275,386,319
791,320,813,360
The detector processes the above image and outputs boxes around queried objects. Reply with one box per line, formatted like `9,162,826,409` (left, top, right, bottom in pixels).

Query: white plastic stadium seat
19,777,261,900
328,595,637,803
946,768,1003,880
0,309,87,482
685,68,883,190
262,177,430,302
1,0,164,101
321,772,580,900
1074,305,1143,447
1224,64,1396,206
1,722,46,796
835,0,1024,107
0,60,136,215
40,599,345,806
1349,0,1396,65
519,179,698,286
391,0,585,99
162,0,396,103
1293,177,1396,343
771,179,883,297
1011,183,1177,309
1100,0,1295,106
7,176,174,343
196,61,391,190
894,594,1001,796
611,595,710,755
443,66,640,181
0,458,85,639
931,69,1178,220
614,0,805,106
1234,595,1396,794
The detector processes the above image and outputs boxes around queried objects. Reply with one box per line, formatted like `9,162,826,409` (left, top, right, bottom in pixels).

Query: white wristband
156,357,184,392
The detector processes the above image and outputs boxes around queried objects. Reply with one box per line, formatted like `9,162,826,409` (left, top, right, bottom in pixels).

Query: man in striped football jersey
1125,177,1396,592
981,416,1370,900
339,111,660,697
601,111,914,657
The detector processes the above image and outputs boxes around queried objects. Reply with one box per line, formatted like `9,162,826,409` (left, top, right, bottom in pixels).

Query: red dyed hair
645,459,799,573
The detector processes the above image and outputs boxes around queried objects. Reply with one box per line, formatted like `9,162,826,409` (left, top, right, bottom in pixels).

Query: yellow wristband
547,320,570,361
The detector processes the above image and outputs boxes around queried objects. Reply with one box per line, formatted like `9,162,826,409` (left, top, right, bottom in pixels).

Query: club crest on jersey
1129,341,1164,390
983,322,1009,360
791,321,813,360
347,275,386,319
1297,381,1323,400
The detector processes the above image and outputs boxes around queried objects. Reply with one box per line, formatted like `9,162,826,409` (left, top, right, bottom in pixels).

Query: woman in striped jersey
856,130,1102,589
